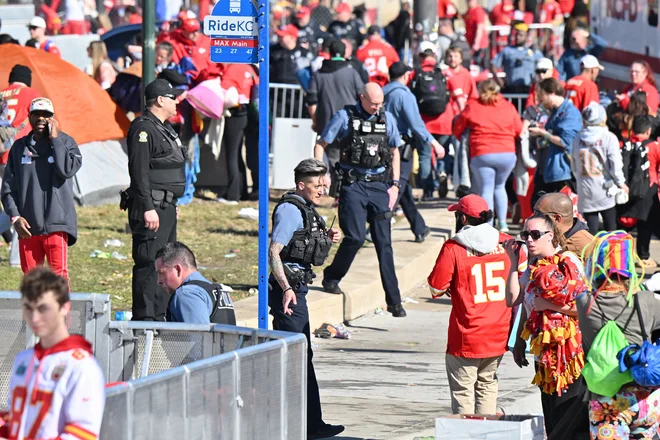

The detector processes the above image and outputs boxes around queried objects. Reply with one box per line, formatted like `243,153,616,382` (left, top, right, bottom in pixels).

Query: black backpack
410,67,449,116
622,139,652,200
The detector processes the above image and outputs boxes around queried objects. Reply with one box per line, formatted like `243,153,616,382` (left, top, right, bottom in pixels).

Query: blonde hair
89,41,110,81
478,78,500,105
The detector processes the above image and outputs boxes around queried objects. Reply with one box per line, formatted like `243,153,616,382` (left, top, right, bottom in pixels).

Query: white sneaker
217,198,239,205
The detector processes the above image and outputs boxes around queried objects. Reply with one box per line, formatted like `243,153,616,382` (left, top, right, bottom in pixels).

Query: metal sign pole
257,0,270,329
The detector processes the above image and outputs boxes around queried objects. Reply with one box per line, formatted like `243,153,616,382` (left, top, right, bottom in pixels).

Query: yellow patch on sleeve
138,131,148,143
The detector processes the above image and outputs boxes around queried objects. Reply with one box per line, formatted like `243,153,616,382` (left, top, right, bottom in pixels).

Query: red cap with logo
276,24,299,39
335,2,351,13
448,194,490,218
181,18,200,32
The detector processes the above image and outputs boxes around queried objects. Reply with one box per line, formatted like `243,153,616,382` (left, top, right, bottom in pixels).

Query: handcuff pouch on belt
151,189,176,209
400,134,414,162
283,264,316,286
119,189,130,211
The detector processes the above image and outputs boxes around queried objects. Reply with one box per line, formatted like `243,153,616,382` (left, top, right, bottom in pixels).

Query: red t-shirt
453,96,522,157
463,6,488,50
489,1,514,25
565,74,600,111
222,64,259,104
558,0,575,15
0,84,41,164
40,39,61,58
539,0,563,23
437,0,458,18
428,232,528,358
355,39,400,87
422,65,477,135
647,140,660,188
621,80,659,117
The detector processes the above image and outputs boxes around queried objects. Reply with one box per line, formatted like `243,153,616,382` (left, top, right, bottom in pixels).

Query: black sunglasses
521,230,551,241
535,69,548,74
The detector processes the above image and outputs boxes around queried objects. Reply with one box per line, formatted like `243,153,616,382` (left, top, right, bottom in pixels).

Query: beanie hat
582,102,606,126
9,64,32,87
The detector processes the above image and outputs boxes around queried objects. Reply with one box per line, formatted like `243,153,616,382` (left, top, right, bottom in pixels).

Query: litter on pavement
313,323,352,339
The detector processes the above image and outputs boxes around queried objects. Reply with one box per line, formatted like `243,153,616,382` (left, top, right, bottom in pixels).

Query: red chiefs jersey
356,39,399,87
565,74,600,111
428,229,527,358
463,6,488,50
539,0,563,23
0,84,40,164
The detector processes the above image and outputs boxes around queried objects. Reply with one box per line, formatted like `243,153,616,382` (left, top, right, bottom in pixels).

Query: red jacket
453,96,522,158
159,30,222,84
621,80,659,116
565,74,600,111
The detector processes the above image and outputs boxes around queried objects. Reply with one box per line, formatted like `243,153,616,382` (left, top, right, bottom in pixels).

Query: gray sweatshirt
571,126,625,213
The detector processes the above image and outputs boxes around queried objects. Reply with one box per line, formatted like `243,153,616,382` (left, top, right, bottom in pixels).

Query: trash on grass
238,207,259,220
90,250,110,259
111,251,127,260
104,239,124,247
224,253,237,258
313,323,352,339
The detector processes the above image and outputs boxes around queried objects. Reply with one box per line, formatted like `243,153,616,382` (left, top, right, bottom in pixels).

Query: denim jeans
417,139,435,194
434,135,456,176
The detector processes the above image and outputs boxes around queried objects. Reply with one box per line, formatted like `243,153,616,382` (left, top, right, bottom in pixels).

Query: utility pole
141,0,156,104
413,0,437,48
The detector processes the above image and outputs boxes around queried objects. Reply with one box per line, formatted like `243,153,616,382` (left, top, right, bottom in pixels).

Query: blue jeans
470,152,517,225
417,139,435,194
434,135,455,176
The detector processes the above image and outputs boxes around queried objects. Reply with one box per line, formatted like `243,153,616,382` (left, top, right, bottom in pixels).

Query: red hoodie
453,95,522,158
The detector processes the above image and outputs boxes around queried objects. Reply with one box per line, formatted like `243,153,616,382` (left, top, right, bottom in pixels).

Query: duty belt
344,168,387,183
151,189,177,205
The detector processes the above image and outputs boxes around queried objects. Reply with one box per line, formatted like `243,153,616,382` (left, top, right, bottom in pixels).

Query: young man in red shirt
463,0,489,65
27,17,61,58
428,195,526,414
565,54,602,111
355,25,400,87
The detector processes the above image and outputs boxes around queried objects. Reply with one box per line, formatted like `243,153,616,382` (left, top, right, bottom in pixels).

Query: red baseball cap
276,24,299,39
335,2,351,14
296,6,311,17
181,18,200,32
448,194,489,218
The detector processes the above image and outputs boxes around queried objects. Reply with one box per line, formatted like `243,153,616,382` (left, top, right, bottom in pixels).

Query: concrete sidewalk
313,283,542,440
234,198,457,330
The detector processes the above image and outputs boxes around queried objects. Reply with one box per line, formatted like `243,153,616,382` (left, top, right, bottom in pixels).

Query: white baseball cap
419,41,436,54
28,17,47,29
581,54,604,70
29,98,55,115
536,57,554,71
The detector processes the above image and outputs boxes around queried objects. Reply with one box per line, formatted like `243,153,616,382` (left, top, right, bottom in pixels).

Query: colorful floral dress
589,385,660,439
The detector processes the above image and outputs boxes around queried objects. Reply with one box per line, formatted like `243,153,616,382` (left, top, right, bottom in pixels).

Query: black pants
583,206,618,236
130,202,177,321
268,276,324,433
394,178,426,237
245,109,259,193
637,195,660,260
537,367,590,440
223,112,248,201
324,180,402,306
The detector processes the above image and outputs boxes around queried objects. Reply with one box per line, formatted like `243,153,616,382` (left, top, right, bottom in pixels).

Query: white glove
645,273,660,292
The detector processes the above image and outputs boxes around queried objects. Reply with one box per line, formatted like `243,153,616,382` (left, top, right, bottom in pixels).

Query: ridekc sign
203,0,259,63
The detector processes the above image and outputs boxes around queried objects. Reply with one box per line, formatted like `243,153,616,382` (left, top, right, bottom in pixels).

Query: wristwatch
391,180,400,188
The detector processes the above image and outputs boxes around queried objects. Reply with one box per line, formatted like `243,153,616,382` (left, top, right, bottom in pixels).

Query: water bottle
115,311,133,321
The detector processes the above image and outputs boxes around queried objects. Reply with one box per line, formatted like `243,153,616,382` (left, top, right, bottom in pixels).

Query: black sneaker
387,304,407,317
456,185,471,198
308,423,345,439
322,280,344,294
414,226,431,243
437,172,449,198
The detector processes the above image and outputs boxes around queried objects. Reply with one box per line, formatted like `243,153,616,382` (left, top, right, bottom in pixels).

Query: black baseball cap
144,78,184,100
367,25,380,36
389,61,412,80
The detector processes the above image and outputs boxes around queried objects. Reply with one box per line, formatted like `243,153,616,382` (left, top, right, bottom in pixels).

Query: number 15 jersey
427,224,527,358
3,335,105,440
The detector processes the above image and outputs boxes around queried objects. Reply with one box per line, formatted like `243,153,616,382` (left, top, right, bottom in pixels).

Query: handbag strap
634,293,650,342
586,143,616,182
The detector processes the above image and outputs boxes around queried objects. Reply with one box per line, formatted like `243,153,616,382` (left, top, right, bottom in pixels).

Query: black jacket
270,44,312,84
1,131,82,245
306,59,364,134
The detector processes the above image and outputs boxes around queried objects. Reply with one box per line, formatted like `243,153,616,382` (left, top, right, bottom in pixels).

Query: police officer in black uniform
314,83,407,317
327,2,366,47
125,79,186,321
269,158,344,440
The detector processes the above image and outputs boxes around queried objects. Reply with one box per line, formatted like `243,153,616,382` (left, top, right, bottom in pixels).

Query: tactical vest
272,194,332,266
339,105,392,169
135,114,187,197
166,280,237,325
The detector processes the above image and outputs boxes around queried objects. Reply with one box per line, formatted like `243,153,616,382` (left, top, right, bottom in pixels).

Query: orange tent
0,45,130,145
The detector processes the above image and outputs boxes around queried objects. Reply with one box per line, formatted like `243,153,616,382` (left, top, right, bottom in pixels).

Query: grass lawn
0,195,339,312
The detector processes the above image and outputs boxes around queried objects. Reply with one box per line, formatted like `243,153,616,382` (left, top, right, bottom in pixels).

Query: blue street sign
203,0,259,64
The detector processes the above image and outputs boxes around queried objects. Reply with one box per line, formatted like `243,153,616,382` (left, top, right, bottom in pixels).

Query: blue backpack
617,294,660,387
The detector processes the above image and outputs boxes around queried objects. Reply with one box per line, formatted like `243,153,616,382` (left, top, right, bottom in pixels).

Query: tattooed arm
268,242,290,291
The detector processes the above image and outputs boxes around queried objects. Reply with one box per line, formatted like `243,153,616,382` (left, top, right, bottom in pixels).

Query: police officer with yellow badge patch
126,79,186,321
490,22,543,94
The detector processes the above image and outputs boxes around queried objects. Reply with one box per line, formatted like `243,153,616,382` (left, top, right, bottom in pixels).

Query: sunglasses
521,230,551,241
535,69,548,74
28,26,39,31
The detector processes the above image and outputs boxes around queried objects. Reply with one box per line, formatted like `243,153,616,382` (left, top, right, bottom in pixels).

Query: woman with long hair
86,41,117,90
577,231,660,439
506,212,589,437
609,91,649,142
616,61,659,117
453,78,522,232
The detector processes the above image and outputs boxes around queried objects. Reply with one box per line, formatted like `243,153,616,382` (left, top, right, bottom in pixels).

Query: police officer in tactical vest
269,158,344,439
314,82,408,317
125,79,186,321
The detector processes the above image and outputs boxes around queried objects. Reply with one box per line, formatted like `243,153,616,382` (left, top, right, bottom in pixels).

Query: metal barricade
502,93,531,115
0,291,110,410
101,330,307,440
270,83,309,119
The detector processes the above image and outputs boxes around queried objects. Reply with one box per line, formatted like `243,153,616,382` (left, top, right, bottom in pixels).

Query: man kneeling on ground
156,241,236,325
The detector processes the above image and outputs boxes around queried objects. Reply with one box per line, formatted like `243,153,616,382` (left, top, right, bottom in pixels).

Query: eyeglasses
535,69,548,74
521,230,551,241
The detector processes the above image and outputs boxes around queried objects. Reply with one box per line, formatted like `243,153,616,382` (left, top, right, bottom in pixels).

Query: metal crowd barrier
100,328,307,440
0,291,110,410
